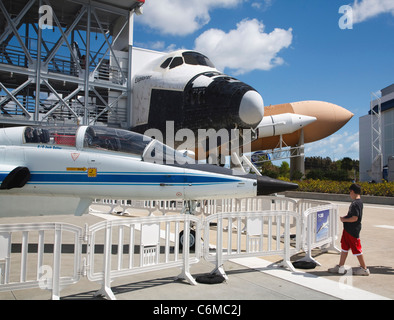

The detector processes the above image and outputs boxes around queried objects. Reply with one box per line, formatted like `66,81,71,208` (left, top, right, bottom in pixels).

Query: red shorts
341,230,363,256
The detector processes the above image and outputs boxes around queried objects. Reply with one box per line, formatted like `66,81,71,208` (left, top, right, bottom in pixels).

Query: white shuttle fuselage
131,50,264,137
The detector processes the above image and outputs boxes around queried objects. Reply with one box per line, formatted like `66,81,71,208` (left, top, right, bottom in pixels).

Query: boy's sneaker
328,265,346,274
353,266,370,276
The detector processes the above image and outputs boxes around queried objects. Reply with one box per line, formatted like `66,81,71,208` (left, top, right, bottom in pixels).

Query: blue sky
133,0,394,161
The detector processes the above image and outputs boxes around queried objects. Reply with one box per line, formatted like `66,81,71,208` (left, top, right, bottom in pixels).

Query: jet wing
0,165,30,190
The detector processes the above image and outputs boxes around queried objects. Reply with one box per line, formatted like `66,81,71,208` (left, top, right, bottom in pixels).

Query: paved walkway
0,199,393,301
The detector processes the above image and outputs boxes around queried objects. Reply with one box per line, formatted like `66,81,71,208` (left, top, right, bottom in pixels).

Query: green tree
341,157,354,171
279,161,290,178
259,161,280,179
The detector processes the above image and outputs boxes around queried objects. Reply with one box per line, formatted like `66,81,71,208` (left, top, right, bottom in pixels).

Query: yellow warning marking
67,167,87,172
87,168,97,178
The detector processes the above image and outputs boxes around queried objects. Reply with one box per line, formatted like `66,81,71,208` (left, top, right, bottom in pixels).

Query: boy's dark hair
349,183,361,195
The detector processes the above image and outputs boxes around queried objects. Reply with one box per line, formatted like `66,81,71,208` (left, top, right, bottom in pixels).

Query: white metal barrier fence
0,197,339,300
0,215,201,300
91,196,301,217
91,199,184,216
0,223,83,300
296,199,332,214
203,211,301,275
86,215,201,300
300,204,341,265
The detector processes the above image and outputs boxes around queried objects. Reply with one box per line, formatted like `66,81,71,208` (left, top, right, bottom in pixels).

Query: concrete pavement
0,197,393,301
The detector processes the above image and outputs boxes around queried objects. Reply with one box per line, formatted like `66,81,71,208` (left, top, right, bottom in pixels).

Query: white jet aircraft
0,126,298,217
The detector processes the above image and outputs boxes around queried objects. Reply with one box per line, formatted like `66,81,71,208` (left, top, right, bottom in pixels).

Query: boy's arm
342,201,361,223
340,216,358,223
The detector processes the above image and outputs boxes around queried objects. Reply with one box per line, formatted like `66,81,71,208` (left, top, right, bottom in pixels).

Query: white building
359,83,394,182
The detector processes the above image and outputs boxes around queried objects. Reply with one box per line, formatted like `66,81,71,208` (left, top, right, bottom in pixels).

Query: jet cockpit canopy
83,126,194,164
21,126,194,164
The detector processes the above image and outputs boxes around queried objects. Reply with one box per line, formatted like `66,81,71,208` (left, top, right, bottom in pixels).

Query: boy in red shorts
328,184,370,276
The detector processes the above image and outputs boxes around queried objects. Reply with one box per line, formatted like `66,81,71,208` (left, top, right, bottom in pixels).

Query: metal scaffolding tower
370,91,383,182
250,130,306,179
0,0,144,128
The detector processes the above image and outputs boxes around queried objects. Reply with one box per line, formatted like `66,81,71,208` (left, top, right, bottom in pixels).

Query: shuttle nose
239,90,264,126
256,175,298,195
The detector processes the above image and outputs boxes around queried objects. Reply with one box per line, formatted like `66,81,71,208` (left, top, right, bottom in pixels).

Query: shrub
293,180,394,197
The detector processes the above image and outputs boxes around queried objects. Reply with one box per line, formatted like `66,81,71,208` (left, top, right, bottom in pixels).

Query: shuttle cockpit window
169,56,184,69
160,57,172,69
83,126,152,157
183,52,215,68
160,52,215,70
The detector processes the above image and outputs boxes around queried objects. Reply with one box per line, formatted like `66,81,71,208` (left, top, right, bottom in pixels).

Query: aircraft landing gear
179,229,196,250
179,200,198,249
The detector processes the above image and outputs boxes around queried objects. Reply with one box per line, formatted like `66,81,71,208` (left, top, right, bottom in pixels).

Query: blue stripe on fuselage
0,172,7,183
26,171,241,186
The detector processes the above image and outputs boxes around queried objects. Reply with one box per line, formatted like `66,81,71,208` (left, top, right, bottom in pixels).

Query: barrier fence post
280,214,296,272
175,216,197,285
94,221,116,300
329,206,340,253
305,211,316,265
51,224,62,300
0,261,4,285
0,232,10,285
214,213,227,279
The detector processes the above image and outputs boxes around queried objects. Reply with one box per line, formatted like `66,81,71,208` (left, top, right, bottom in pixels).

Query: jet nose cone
239,90,264,126
256,176,298,195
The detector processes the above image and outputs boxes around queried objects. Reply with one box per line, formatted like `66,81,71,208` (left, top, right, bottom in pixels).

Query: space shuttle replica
130,50,264,137
129,48,353,163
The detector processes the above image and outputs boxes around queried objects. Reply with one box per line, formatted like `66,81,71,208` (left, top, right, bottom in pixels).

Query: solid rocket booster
256,113,317,138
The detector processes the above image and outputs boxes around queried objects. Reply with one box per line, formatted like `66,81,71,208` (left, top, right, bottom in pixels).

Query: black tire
292,260,317,269
196,273,226,284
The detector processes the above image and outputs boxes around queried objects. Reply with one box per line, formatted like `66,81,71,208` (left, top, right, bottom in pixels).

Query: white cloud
134,41,182,52
351,0,394,24
137,0,243,36
252,0,273,11
305,131,359,160
251,2,262,10
194,19,293,75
